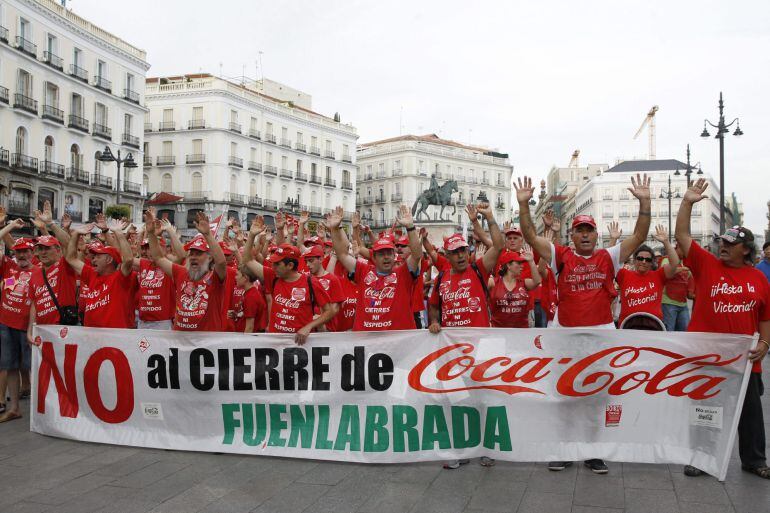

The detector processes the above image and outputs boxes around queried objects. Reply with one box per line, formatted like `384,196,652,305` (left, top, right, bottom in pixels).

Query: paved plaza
1,377,768,513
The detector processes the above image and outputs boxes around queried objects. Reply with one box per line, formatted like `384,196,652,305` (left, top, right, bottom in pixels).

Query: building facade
0,0,149,230
356,134,513,230
143,74,357,237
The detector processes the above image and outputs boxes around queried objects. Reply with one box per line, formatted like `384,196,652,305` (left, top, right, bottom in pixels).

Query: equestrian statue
411,175,459,221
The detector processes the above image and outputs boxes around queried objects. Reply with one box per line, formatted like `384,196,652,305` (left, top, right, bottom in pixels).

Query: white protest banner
30,326,755,480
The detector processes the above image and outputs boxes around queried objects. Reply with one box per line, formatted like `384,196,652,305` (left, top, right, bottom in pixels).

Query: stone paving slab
1,374,768,513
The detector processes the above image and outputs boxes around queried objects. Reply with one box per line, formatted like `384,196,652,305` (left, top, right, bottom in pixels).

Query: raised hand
31,210,47,231
325,206,344,230
396,204,415,227
629,173,651,201
351,211,361,230
476,201,493,219
465,203,479,222
73,222,95,235
107,218,128,234
143,210,157,235
514,176,535,204
683,178,709,204
0,206,6,226
551,218,561,233
542,208,554,228
193,211,211,235
419,227,429,241
521,248,535,261
607,221,622,240
36,200,54,224
316,220,327,239
652,224,668,243
61,212,72,231
94,212,108,231
299,210,309,226
160,218,175,234
7,218,26,230
275,211,286,231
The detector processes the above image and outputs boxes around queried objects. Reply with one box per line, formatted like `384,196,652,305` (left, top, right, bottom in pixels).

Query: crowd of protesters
0,174,768,480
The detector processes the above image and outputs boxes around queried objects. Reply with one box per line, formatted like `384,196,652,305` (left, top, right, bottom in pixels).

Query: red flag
209,214,223,234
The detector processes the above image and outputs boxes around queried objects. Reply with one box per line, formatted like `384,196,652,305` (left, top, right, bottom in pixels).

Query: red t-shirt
411,258,431,313
429,259,491,328
0,258,35,330
80,266,137,328
489,276,529,328
264,266,331,333
353,259,417,331
29,258,78,325
137,259,175,322
222,266,238,331
552,244,618,327
312,272,346,332
686,242,770,373
332,263,358,332
664,265,695,303
232,285,267,332
616,267,666,326
171,263,225,331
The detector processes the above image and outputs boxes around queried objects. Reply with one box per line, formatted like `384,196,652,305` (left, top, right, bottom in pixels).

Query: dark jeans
533,301,548,328
413,312,423,329
739,373,766,468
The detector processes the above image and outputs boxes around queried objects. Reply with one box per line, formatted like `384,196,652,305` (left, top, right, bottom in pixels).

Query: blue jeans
662,303,689,332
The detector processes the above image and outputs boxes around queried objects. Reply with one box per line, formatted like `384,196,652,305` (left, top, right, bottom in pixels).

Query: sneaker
584,459,609,474
548,461,573,471
480,457,496,467
684,465,704,477
443,459,470,470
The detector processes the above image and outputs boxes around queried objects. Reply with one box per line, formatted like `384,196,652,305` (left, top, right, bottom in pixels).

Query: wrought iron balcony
93,123,112,140
342,154,352,163
143,156,152,166
0,86,7,104
11,153,38,172
280,169,293,179
309,174,321,185
157,155,176,166
69,64,88,82
0,149,8,166
265,133,276,144
280,138,292,148
391,193,402,202
144,122,153,132
264,199,278,211
248,161,261,171
363,197,373,205
158,121,175,132
188,119,205,129
228,156,243,168
186,154,206,164
374,195,385,204
92,174,113,189
123,89,140,104
249,196,263,207
309,146,320,156
43,51,63,70
295,172,308,182
122,133,139,148
42,105,64,123
66,168,90,184
324,178,337,187
40,160,65,178
93,76,111,93
264,165,277,176
363,174,373,181
123,181,142,194
325,150,336,160
0,25,7,43
225,192,247,204
341,181,353,190
295,142,306,152
13,93,37,115
229,122,242,133
68,114,89,132
15,36,36,57
249,128,260,139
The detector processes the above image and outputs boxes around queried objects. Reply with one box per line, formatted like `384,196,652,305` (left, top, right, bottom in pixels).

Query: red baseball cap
443,233,469,252
498,250,526,267
89,245,122,264
35,235,61,248
395,235,409,247
184,235,210,252
12,238,35,251
268,244,301,263
324,239,333,247
304,236,322,247
372,238,396,252
505,226,523,236
571,215,597,230
87,241,105,253
218,241,233,256
302,245,324,259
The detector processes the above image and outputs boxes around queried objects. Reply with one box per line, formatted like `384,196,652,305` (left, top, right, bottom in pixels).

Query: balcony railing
188,119,205,129
363,197,373,205
180,191,210,201
249,196,263,207
11,153,38,172
342,154,352,163
309,146,320,156
42,105,64,123
392,168,403,176
122,133,139,148
68,114,89,132
66,168,90,184
391,193,402,202
123,181,142,194
0,25,7,43
92,174,113,189
228,156,243,168
309,175,321,185
280,169,293,179
376,172,386,179
265,133,276,144
325,150,336,159
280,138,292,148
43,51,63,70
342,180,353,190
295,142,306,152
225,192,247,204
249,128,260,139
324,178,337,188
8,199,31,216
264,199,278,211
93,123,112,140
144,122,153,132
15,36,36,57
13,93,38,115
0,86,7,104
159,121,175,132
264,165,277,176
363,174,373,181
157,155,176,166
229,122,242,133
93,76,112,93
186,154,206,164
374,196,386,204
143,156,152,166
0,149,8,166
40,160,65,178
295,172,307,182
69,64,88,82
123,89,140,104
248,161,261,171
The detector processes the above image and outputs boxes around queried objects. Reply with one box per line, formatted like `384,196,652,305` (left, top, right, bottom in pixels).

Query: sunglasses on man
635,256,653,263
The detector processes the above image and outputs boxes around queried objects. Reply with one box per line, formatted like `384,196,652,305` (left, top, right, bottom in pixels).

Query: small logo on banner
59,327,68,339
605,404,622,427
690,405,723,429
142,403,163,420
138,338,150,352
33,335,42,346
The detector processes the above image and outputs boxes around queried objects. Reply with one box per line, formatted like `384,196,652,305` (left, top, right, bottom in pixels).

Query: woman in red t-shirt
616,225,680,327
489,250,541,328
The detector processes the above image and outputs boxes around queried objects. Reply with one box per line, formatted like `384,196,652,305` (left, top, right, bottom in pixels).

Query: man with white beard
144,209,227,331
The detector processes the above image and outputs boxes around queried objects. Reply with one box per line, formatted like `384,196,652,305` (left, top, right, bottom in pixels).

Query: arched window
15,127,27,154
162,173,172,192
191,171,202,193
230,174,237,193
70,144,81,170
44,136,54,162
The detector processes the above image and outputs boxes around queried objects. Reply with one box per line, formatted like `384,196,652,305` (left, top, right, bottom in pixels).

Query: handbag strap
42,267,65,316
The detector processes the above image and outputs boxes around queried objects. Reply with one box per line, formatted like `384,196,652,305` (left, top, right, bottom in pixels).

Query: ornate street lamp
97,146,137,205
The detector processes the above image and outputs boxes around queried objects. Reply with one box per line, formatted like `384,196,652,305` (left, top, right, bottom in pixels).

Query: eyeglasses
635,256,653,263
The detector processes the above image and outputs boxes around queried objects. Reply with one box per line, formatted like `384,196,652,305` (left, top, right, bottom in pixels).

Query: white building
356,134,513,231
0,0,149,229
143,74,358,235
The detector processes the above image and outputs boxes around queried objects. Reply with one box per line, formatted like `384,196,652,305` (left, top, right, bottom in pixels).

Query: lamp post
660,173,681,241
97,146,137,206
700,92,743,235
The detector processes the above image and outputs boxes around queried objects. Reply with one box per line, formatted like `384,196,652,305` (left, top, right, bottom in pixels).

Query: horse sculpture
411,179,459,221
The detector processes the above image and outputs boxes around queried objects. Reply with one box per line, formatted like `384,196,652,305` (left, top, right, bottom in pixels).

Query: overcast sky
72,0,770,234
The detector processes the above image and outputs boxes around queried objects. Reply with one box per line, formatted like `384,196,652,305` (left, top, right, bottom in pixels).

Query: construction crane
633,105,659,159
568,149,580,168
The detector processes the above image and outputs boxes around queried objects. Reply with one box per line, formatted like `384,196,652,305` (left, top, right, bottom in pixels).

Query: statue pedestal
419,219,462,244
